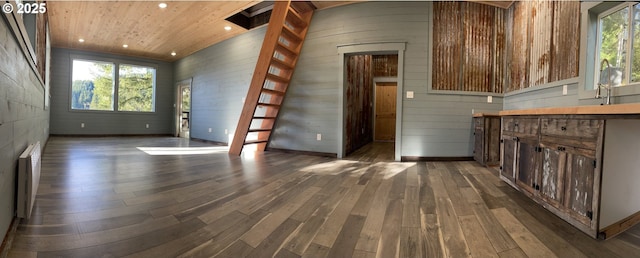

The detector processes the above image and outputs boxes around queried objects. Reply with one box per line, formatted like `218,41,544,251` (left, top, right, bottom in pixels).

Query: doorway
337,42,405,160
343,53,399,160
176,79,192,138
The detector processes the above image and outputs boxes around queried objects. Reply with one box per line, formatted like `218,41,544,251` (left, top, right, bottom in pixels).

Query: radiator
17,141,41,219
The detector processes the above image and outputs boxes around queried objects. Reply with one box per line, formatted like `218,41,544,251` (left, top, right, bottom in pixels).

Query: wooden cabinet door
500,134,517,182
564,152,597,227
516,139,540,195
539,145,566,209
474,127,484,164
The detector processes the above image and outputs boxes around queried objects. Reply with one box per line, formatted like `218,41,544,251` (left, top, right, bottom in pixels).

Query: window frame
580,1,640,101
594,2,638,90
69,55,157,113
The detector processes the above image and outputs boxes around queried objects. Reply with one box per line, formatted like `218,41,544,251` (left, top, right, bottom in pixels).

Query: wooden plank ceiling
46,1,355,62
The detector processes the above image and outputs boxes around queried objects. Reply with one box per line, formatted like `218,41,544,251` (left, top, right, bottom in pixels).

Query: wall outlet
225,129,228,135
242,97,246,103
81,123,85,128
317,134,321,141
146,124,149,128
563,85,568,95
487,96,493,103
208,128,212,133
406,91,414,99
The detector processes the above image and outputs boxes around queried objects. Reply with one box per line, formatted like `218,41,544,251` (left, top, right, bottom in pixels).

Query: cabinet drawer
541,118,602,139
502,117,539,136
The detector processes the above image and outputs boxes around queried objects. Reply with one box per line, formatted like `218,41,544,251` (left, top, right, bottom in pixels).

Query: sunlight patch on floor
137,146,229,155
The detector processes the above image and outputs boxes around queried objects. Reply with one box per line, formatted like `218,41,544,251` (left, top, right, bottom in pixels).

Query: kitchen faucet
595,58,612,105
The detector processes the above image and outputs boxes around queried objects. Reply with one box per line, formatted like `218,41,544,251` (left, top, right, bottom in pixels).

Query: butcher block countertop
499,103,640,116
472,112,500,117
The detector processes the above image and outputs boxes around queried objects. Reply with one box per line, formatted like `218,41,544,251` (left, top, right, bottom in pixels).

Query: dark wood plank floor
6,137,640,257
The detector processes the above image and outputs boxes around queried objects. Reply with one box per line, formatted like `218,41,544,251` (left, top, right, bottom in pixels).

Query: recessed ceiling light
224,26,232,31
78,38,85,43
171,52,176,56
123,44,128,48
159,3,167,8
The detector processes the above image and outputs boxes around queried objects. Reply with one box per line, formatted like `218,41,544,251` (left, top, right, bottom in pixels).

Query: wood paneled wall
432,2,505,93
507,0,580,92
345,55,374,155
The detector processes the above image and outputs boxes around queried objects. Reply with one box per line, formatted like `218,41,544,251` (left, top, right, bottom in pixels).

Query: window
118,65,156,112
71,59,156,112
71,60,115,111
596,2,640,88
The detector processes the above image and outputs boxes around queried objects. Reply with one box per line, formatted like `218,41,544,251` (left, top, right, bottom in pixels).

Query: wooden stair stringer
229,1,315,155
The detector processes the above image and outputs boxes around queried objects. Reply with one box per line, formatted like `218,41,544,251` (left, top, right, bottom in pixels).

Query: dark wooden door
516,139,540,195
539,144,566,209
501,134,517,182
564,152,597,227
474,127,484,164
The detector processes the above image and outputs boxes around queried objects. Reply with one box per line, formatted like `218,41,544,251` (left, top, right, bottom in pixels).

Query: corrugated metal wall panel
529,0,552,86
433,2,462,91
372,55,398,77
509,1,530,92
506,0,580,93
463,2,494,92
433,2,505,93
494,7,506,93
550,0,580,82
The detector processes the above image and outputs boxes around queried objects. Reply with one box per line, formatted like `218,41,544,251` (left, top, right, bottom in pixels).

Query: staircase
229,1,315,155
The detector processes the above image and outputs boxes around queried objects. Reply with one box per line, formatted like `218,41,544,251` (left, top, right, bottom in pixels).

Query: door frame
373,77,398,142
175,78,192,138
337,42,405,161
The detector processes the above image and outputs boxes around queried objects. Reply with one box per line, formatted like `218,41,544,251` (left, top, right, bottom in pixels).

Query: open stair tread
271,57,295,70
244,140,269,145
275,42,298,58
266,73,290,84
248,128,273,132
281,26,303,42
286,7,308,28
257,102,281,108
261,88,286,96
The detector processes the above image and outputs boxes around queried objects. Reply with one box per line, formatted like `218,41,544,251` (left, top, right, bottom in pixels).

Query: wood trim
266,147,337,158
49,134,174,137
473,112,500,117
600,210,640,239
401,156,474,162
190,138,228,146
500,103,640,116
0,217,19,257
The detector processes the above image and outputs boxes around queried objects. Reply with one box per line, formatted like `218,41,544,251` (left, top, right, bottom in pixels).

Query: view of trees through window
71,59,155,112
118,65,155,112
598,3,640,86
71,60,114,111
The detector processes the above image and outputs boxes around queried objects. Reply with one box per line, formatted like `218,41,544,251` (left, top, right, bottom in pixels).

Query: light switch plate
406,91,414,99
563,85,568,95
487,96,493,103
317,134,322,141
